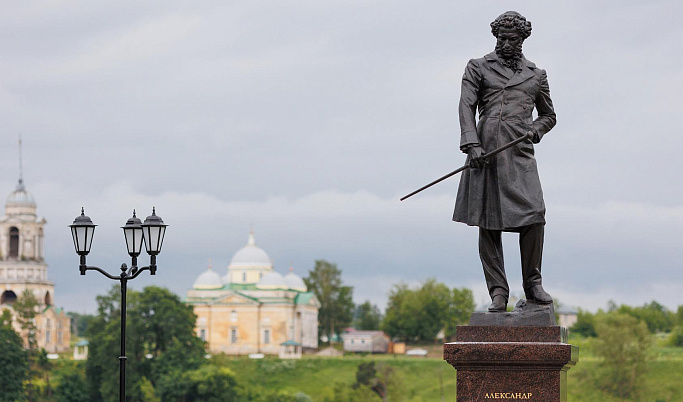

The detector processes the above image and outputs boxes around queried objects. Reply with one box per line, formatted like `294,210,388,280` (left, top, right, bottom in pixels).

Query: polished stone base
444,325,578,401
470,299,556,326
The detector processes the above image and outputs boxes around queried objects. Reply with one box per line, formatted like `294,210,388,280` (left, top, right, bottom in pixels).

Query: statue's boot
524,285,553,304
487,294,508,312
519,224,552,304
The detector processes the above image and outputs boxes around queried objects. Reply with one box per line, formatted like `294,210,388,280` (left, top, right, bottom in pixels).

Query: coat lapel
484,52,513,81
505,57,536,88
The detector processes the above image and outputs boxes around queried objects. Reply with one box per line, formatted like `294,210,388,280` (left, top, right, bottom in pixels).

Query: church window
58,331,63,345
231,328,238,344
230,311,237,322
45,292,51,306
1,290,17,304
9,227,19,258
200,329,206,341
45,330,51,344
264,329,270,344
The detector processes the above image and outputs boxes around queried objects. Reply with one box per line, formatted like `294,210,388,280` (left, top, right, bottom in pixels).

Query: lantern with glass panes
69,207,167,402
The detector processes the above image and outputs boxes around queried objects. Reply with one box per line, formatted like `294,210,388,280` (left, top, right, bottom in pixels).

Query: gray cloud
1,1,682,313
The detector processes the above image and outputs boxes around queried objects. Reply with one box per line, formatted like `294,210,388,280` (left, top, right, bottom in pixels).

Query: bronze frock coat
453,52,556,230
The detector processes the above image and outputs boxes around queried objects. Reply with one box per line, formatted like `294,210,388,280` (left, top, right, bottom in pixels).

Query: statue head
490,11,532,68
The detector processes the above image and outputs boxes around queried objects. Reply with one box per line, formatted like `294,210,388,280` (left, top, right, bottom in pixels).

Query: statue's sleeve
532,69,556,143
459,59,481,152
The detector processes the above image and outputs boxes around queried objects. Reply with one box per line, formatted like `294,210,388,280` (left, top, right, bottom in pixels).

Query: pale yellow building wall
36,308,71,353
230,269,265,284
192,299,318,355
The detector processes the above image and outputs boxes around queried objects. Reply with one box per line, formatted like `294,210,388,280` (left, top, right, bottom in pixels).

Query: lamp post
69,207,167,402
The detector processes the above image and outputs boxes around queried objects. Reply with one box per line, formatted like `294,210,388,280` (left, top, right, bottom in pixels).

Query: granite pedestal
443,301,578,401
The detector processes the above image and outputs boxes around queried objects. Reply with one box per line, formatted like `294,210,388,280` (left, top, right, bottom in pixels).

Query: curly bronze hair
490,11,532,40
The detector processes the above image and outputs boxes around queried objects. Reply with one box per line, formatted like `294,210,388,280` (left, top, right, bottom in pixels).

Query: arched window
44,292,51,306
1,290,17,305
9,227,19,258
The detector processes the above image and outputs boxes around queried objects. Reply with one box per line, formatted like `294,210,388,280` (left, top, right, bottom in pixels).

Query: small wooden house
341,329,390,353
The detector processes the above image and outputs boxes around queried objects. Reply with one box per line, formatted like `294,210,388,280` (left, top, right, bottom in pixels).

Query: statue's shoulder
522,57,547,76
464,54,491,71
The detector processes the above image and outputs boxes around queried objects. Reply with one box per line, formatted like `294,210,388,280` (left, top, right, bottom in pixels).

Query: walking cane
400,132,534,201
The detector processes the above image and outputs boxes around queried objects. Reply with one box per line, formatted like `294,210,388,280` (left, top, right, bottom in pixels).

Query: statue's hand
468,145,486,168
527,130,538,143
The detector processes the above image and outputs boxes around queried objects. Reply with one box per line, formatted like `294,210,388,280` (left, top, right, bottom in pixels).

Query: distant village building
341,329,390,354
185,232,320,355
557,307,578,328
73,339,89,360
0,177,71,352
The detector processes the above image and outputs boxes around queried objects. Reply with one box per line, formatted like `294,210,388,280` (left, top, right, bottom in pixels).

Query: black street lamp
69,208,167,402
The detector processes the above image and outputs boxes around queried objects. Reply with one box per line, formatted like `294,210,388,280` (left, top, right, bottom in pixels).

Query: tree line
5,258,681,400
304,260,475,343
568,300,683,400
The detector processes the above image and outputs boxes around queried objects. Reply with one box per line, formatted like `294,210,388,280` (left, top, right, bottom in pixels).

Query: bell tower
0,139,52,308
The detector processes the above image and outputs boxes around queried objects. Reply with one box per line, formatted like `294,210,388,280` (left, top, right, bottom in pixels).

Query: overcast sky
2,1,682,314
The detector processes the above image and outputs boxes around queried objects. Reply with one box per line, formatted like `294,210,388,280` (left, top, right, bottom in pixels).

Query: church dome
257,271,286,290
5,180,37,216
229,232,272,268
284,269,307,292
193,263,223,290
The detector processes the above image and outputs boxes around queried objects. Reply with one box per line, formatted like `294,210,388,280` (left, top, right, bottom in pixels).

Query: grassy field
211,341,683,401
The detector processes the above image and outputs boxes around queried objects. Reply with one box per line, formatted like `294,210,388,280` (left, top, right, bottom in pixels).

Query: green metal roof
227,283,259,291
294,292,316,305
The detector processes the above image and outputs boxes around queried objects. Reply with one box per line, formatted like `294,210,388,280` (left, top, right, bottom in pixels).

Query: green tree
13,289,42,400
323,381,379,402
618,301,675,333
183,365,239,401
86,285,206,402
444,287,475,339
304,260,354,340
355,362,406,402
0,309,12,327
414,280,451,341
668,326,683,347
67,312,95,338
53,362,89,402
676,305,683,326
0,325,28,401
381,283,414,340
13,289,38,350
354,301,382,330
570,309,597,337
382,279,452,342
594,312,653,399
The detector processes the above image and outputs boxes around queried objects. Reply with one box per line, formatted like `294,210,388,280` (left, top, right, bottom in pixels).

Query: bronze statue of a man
453,11,556,312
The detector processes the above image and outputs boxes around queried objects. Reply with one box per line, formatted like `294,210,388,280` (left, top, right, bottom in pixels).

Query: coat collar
485,52,536,87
